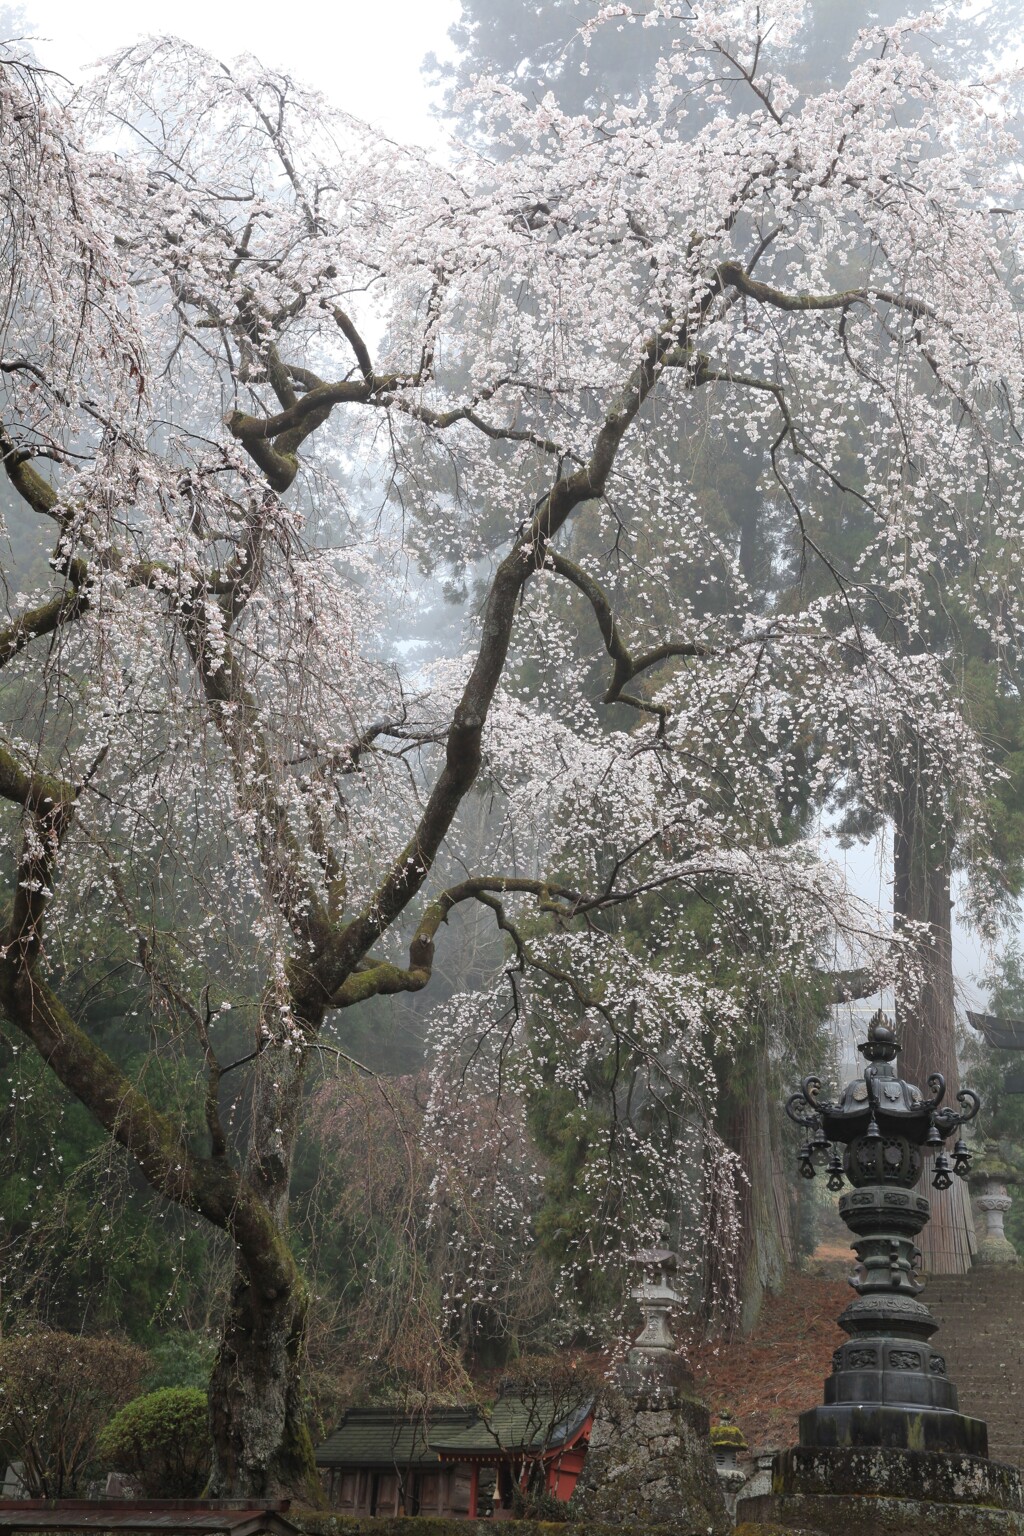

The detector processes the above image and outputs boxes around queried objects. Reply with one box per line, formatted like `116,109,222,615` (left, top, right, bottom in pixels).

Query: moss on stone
733,1525,807,1536
710,1423,748,1449
296,1519,736,1536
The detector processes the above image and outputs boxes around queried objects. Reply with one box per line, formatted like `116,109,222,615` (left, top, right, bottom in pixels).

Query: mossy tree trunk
208,1269,314,1499
207,1037,320,1498
0,947,324,1499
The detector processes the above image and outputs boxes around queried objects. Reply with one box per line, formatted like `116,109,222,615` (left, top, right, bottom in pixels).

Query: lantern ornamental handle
785,1091,819,1129
956,1088,980,1124
921,1072,946,1111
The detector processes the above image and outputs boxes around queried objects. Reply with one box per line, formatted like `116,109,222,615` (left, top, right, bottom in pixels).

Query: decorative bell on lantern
952,1139,971,1179
932,1150,953,1191
826,1150,845,1193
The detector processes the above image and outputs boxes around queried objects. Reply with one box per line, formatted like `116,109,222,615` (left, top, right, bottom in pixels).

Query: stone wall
296,1518,720,1536
567,1382,728,1536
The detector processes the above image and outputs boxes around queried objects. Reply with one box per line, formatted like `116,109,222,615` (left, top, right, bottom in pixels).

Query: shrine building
314,1395,594,1518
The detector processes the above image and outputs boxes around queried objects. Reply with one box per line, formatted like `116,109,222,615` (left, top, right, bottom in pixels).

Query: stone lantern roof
968,1140,1022,1190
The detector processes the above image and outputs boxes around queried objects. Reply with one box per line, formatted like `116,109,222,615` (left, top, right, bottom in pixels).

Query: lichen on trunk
208,1257,319,1499
207,1029,323,1500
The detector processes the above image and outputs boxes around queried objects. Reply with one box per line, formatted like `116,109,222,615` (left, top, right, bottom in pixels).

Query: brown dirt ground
690,1263,851,1453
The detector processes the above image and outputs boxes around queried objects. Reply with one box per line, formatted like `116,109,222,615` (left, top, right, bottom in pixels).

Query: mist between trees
1,0,1023,1502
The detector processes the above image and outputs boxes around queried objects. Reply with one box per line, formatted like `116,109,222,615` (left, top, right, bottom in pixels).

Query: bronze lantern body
786,1011,982,1454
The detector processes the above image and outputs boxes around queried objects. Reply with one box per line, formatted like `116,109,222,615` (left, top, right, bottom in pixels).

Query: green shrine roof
315,1408,475,1471
430,1397,592,1457
315,1397,593,1470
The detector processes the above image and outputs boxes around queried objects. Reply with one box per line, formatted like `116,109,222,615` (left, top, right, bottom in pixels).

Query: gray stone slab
775,1445,1022,1508
736,1490,1024,1536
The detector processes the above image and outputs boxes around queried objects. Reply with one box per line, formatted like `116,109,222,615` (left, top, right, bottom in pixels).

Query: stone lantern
970,1140,1020,1266
627,1247,682,1360
783,1010,982,1452
569,1246,729,1535
709,1413,747,1516
736,1010,1024,1536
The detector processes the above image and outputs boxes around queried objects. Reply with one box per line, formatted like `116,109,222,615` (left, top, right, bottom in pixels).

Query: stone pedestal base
569,1368,728,1534
976,1236,1020,1265
736,1489,1024,1534
798,1401,988,1455
976,1183,1018,1261
735,1446,1024,1536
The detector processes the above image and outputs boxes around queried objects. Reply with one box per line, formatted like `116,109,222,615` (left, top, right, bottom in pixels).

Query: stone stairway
926,1266,1024,1469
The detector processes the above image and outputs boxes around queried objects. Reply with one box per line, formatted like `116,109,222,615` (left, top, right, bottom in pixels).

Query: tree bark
207,1030,321,1498
893,760,975,1275
0,954,323,1500
208,1261,314,1498
721,1071,793,1331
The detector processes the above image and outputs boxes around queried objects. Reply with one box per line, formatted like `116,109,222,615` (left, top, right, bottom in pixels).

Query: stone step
948,1364,1022,1373
928,1280,1021,1292
924,1266,1024,1469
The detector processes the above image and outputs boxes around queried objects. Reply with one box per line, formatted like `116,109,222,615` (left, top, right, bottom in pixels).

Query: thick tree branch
212,494,275,626
413,876,583,942
311,325,679,998
0,747,74,965
0,420,61,519
226,376,393,445
0,964,295,1300
324,304,373,382
546,550,710,727
330,958,432,1008
714,261,937,323
226,366,573,490
0,967,232,1209
0,746,289,1284
0,738,266,1258
224,377,389,491
327,876,584,1008
0,564,89,667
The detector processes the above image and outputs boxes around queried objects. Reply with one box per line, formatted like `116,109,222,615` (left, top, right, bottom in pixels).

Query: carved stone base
797,1283,988,1456
735,1446,1024,1536
798,1401,988,1456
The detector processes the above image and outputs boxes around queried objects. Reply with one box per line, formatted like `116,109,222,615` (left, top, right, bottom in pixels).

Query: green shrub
97,1387,210,1497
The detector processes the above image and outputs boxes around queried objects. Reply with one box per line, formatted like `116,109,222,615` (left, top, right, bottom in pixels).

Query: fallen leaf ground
690,1263,851,1453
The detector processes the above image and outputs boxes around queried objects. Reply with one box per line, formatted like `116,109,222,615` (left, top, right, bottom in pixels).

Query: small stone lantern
628,1247,683,1359
570,1247,729,1534
710,1413,747,1515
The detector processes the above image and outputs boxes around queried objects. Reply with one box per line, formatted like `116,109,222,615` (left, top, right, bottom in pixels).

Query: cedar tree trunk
893,763,975,1275
723,1076,793,1331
